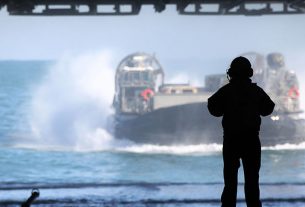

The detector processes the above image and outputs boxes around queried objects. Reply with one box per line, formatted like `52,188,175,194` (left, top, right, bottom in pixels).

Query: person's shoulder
251,82,263,90
220,83,231,90
214,83,231,94
251,83,269,95
209,84,230,98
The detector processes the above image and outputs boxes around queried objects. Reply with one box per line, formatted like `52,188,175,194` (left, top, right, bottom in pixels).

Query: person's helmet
267,53,285,69
227,56,253,78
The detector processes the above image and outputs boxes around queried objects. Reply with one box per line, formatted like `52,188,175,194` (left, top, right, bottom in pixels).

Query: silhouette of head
227,56,253,79
267,53,285,70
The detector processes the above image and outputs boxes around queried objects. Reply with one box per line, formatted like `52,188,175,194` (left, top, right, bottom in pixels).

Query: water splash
114,142,305,155
29,52,118,151
262,142,305,151
116,143,222,155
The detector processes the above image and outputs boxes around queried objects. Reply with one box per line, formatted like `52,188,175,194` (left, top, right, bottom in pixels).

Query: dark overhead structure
1,0,305,16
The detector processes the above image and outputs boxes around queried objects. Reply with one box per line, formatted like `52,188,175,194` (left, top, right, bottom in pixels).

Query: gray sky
1,6,305,72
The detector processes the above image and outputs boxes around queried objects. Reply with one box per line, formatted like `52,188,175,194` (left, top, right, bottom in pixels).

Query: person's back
207,57,275,207
209,77,274,134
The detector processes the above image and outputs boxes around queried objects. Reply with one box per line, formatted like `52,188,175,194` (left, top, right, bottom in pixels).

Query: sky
0,5,305,74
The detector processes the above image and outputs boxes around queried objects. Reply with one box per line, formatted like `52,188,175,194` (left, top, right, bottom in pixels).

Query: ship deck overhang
1,0,305,16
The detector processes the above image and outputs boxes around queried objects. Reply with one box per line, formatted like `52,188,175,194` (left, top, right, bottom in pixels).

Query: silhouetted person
207,57,275,207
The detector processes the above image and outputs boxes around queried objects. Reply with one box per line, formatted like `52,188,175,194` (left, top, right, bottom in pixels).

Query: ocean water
1,57,305,207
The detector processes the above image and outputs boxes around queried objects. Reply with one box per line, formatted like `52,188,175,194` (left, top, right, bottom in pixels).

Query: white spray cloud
116,143,222,155
285,52,305,113
262,142,305,151
167,73,203,86
29,51,117,151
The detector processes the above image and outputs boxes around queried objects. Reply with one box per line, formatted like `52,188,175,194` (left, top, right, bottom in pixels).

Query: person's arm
259,89,275,116
207,88,225,117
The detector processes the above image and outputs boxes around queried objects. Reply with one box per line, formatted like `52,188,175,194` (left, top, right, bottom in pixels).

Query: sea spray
167,73,203,86
116,143,222,155
262,142,305,151
286,52,305,113
29,52,118,151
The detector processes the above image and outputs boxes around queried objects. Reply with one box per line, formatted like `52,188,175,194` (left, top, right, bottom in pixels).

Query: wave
115,143,223,155
2,190,305,206
115,141,305,155
262,142,305,151
13,139,305,155
2,182,305,207
3,181,305,190
3,198,305,206
112,141,305,155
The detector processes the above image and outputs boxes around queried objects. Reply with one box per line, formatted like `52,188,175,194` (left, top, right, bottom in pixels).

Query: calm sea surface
1,60,305,207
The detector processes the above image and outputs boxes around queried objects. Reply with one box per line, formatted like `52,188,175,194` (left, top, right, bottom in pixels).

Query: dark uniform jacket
208,78,275,134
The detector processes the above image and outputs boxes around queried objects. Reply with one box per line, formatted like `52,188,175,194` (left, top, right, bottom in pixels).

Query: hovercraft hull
114,103,305,147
